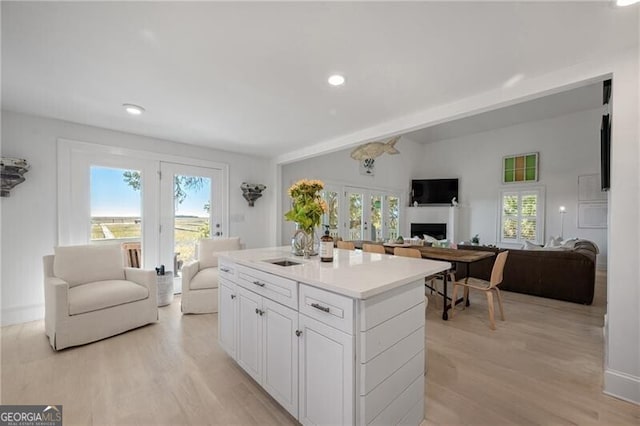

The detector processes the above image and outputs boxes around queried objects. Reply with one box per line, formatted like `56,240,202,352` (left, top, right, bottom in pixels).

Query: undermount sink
265,258,302,267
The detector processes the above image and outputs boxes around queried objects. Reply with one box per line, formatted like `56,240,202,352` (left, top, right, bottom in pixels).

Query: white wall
603,47,639,405
0,110,274,325
279,137,424,244
278,46,640,404
419,107,608,267
407,47,639,404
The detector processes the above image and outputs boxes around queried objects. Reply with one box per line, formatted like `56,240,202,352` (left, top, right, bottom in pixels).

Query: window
499,187,545,244
90,166,142,242
386,195,400,240
503,152,538,183
321,188,339,238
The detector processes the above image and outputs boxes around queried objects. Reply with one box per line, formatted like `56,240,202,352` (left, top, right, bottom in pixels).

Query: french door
59,140,229,289
343,187,400,242
62,149,160,268
159,162,225,292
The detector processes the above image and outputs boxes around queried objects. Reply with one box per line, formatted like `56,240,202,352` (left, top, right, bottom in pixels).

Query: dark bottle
320,226,334,263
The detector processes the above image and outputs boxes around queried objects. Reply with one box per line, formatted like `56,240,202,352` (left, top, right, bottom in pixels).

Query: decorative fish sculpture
350,136,401,161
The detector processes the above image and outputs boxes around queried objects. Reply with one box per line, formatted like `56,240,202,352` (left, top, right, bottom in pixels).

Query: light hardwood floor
2,271,639,425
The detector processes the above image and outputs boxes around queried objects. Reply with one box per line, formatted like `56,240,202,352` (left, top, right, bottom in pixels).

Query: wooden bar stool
336,241,356,250
363,243,386,254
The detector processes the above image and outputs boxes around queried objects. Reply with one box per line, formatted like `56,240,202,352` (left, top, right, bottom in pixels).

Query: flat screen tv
411,179,458,205
601,79,612,191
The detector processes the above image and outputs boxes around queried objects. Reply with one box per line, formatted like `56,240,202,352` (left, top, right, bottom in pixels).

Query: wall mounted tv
411,179,459,205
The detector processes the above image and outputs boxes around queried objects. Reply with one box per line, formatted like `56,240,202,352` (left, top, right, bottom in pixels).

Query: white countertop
219,246,451,299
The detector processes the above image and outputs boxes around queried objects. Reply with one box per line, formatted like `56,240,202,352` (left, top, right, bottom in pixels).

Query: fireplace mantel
405,206,459,242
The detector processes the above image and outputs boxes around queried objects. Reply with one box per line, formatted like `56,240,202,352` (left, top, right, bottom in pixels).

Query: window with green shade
503,152,538,183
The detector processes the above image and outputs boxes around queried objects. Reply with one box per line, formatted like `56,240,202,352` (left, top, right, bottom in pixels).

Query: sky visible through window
90,167,210,217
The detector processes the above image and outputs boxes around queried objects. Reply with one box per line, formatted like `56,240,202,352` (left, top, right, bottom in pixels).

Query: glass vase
291,227,318,258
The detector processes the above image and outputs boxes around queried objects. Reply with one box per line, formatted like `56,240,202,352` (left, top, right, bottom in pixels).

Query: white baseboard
1,303,44,326
604,368,640,405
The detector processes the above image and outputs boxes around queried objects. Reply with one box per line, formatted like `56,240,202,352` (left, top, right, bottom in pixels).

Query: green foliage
323,191,339,229
285,179,327,233
371,195,382,236
122,171,141,190
174,176,204,205
122,171,205,205
388,196,399,236
349,193,362,231
198,222,210,238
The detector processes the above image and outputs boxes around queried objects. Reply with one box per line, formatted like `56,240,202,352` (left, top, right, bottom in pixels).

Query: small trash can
157,271,174,307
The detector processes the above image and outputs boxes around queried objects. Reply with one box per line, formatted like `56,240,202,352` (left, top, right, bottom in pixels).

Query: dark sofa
455,240,598,305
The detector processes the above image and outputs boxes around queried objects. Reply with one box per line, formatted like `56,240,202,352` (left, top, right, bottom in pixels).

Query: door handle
230,294,236,299
295,330,302,337
253,280,266,287
311,303,330,313
220,267,231,273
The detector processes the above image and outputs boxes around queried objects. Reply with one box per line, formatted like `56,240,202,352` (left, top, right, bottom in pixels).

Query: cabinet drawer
299,284,354,334
219,259,237,282
237,265,298,310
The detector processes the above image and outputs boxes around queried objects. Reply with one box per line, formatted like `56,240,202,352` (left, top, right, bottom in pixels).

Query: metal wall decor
1,157,30,197
241,182,266,206
359,158,375,176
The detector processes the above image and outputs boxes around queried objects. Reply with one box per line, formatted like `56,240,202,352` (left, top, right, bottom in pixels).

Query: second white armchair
181,237,241,314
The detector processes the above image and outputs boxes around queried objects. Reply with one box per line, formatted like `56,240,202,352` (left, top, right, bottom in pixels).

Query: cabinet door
218,280,237,358
262,298,299,418
299,315,354,426
237,287,262,383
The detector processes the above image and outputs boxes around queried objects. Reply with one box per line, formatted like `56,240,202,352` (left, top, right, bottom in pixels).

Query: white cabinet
237,286,263,384
298,314,354,426
263,298,299,417
219,259,426,426
236,286,299,418
218,280,238,357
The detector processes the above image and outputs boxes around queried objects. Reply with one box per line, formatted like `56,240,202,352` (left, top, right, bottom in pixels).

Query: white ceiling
405,81,604,144
1,2,637,159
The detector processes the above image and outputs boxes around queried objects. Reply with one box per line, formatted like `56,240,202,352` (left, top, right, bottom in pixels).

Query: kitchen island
217,246,450,426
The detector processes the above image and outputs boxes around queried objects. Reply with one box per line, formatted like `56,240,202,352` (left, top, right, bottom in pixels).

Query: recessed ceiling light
617,0,639,6
328,74,345,86
123,104,145,115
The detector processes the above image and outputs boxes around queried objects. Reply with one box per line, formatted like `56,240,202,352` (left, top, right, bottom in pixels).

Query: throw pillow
438,239,450,248
561,238,579,249
523,240,543,250
423,234,439,244
544,236,562,248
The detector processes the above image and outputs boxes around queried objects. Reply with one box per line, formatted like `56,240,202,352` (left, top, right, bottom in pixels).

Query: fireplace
411,223,447,240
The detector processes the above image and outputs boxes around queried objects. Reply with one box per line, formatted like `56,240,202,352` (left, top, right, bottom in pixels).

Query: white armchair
43,243,158,350
181,237,241,314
